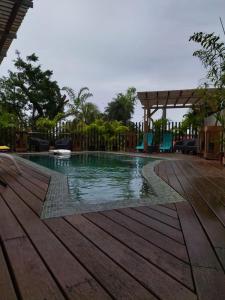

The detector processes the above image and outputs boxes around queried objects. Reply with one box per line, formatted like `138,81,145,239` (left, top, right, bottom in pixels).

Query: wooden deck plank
191,177,225,224
1,155,225,299
176,201,225,300
133,206,180,229
118,207,184,244
0,195,26,241
87,211,194,290
1,162,46,201
157,162,169,183
171,161,225,269
15,163,49,193
160,203,177,211
0,246,18,300
17,160,50,183
66,214,197,300
18,162,50,188
0,171,42,216
204,176,225,204
5,237,65,300
99,209,189,262
0,195,65,300
0,186,111,299
178,161,225,225
45,217,154,300
160,160,186,197
149,203,178,217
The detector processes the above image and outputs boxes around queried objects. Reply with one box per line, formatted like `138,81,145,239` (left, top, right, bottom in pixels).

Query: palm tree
105,87,137,124
62,86,93,121
80,102,101,124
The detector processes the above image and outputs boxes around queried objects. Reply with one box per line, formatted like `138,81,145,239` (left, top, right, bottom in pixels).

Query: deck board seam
83,213,196,293
56,214,159,299
131,207,181,231
64,215,171,300
0,175,42,216
15,165,49,196
18,161,50,180
99,211,190,264
173,161,225,274
159,203,177,211
187,161,225,211
115,209,185,246
0,164,45,203
166,167,198,294
0,239,22,300
43,217,117,300
0,192,69,300
140,205,179,219
16,160,50,181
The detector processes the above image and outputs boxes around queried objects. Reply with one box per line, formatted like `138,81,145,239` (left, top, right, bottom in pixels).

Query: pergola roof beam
6,0,33,8
0,29,17,39
182,91,195,107
175,90,182,107
0,0,33,64
138,88,217,110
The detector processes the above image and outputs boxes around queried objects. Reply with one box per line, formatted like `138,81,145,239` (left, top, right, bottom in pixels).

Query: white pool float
49,149,71,156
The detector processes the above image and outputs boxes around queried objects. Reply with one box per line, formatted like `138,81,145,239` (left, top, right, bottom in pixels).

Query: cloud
1,0,224,121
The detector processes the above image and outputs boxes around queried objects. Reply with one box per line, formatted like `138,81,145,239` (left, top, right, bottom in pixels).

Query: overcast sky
0,0,225,122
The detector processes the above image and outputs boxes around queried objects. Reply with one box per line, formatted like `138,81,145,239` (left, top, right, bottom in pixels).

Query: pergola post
144,108,148,152
143,108,158,152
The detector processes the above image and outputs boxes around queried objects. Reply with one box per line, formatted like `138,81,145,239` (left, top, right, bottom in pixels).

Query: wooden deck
0,156,225,299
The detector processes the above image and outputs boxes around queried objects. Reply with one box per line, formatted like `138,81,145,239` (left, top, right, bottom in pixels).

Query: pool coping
15,152,186,219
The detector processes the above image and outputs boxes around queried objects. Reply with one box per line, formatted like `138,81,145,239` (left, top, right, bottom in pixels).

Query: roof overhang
138,88,217,109
0,0,33,64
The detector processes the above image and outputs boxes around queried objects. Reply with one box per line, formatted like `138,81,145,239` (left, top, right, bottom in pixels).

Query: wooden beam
182,91,195,107
0,30,17,39
174,90,182,107
193,97,202,105
6,0,33,8
0,0,32,61
149,108,158,117
165,91,170,107
151,104,193,109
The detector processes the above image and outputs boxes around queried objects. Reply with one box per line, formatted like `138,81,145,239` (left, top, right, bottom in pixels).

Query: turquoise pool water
24,153,157,204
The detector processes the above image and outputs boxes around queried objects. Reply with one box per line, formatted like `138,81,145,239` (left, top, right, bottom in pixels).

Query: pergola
137,88,216,151
0,0,33,64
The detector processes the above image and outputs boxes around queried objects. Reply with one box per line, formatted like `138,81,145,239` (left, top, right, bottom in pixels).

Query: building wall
204,109,225,126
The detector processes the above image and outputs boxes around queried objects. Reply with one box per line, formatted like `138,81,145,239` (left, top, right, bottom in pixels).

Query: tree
63,86,95,123
0,104,18,128
190,32,225,112
0,52,68,128
86,119,129,143
190,32,225,88
190,32,225,141
105,87,137,124
35,113,64,131
80,102,101,124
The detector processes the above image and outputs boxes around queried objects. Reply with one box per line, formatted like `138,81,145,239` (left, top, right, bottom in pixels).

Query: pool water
24,153,157,205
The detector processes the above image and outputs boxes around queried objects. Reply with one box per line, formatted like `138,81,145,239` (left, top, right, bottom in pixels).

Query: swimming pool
23,153,156,204
20,152,184,217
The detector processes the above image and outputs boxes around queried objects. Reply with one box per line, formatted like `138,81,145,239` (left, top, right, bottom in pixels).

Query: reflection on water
23,153,156,204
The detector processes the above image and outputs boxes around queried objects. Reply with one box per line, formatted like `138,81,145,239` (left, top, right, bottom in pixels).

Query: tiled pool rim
15,152,186,219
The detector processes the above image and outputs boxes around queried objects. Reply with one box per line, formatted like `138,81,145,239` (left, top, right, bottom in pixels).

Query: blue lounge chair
160,132,173,152
136,132,153,151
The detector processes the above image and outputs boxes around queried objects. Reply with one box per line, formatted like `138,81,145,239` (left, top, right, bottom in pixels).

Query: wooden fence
0,121,198,152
